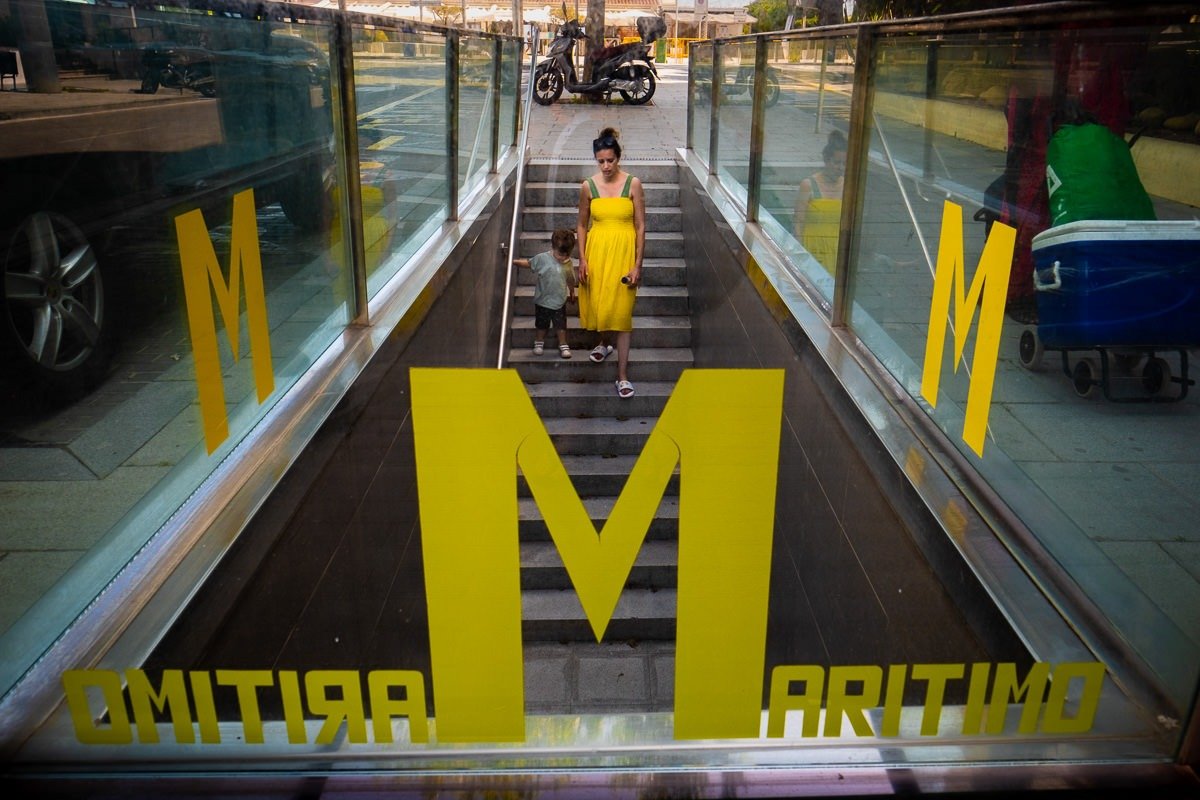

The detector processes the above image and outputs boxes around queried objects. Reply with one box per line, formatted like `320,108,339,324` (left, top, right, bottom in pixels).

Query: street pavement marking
369,135,405,150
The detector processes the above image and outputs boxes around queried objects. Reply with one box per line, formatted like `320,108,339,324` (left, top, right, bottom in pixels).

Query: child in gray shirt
513,228,578,358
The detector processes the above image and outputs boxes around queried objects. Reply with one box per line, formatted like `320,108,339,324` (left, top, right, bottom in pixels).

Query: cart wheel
1142,357,1173,396
1072,358,1098,398
1018,327,1043,370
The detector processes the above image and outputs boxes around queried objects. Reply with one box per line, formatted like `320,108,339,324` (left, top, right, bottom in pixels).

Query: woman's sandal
589,344,613,363
559,344,572,359
615,380,635,399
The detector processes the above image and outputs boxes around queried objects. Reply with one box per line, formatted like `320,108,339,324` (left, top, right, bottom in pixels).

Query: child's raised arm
512,258,531,269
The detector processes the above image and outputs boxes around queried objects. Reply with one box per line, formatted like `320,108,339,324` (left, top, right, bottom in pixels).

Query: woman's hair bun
599,126,620,141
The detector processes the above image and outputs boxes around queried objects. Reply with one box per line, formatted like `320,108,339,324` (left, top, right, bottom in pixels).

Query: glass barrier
500,37,520,154
458,32,495,199
350,22,450,296
689,40,712,164
714,40,753,210
695,3,1200,762
758,35,855,302
0,0,521,707
0,0,347,694
849,21,1200,716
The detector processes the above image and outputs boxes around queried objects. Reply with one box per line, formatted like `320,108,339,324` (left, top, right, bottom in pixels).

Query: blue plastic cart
1021,219,1200,400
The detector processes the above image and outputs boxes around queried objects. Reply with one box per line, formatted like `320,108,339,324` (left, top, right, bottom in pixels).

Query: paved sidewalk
524,63,689,161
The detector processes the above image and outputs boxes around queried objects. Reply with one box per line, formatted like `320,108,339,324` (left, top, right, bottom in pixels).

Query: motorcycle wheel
533,66,563,106
764,73,781,107
139,71,159,94
619,69,655,106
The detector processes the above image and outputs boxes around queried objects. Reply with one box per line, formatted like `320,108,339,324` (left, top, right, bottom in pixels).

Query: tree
431,4,462,26
748,0,790,33
848,1,1014,20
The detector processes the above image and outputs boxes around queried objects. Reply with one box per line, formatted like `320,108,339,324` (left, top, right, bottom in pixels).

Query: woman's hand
577,261,588,286
625,265,641,287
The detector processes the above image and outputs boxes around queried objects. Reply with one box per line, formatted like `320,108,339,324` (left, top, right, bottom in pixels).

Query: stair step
512,285,689,316
523,379,676,417
521,231,683,259
524,181,680,208
510,348,694,383
522,588,677,642
520,541,677,589
523,206,681,233
518,454,680,496
519,495,678,541
542,416,660,455
525,160,679,184
511,316,691,349
516,257,685,287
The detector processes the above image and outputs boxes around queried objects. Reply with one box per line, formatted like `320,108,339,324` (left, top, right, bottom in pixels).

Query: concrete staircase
509,160,690,644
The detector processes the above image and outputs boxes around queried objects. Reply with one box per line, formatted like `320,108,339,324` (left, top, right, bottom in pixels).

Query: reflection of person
513,228,577,359
577,127,645,399
793,129,847,274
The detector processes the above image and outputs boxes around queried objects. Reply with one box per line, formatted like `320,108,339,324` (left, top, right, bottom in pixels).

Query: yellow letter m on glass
411,368,784,743
921,200,1016,457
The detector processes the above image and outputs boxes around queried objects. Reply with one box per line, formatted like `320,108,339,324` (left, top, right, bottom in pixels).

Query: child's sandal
559,344,572,359
533,341,544,356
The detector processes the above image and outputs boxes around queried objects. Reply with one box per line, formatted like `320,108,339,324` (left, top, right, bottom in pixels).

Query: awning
665,11,756,25
705,13,756,25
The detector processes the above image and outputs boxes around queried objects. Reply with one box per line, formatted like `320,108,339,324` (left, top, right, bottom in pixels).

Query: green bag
1045,123,1156,226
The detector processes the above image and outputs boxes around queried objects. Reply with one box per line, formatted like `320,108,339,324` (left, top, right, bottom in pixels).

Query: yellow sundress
800,176,841,275
578,175,637,332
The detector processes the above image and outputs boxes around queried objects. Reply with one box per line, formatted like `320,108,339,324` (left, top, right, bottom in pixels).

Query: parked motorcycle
533,12,664,106
694,62,781,107
138,45,216,97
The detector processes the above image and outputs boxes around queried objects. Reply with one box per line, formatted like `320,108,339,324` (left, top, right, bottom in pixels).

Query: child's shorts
534,304,568,331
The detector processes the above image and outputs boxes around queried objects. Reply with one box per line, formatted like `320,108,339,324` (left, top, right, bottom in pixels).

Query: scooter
694,62,781,107
138,45,216,97
532,11,663,106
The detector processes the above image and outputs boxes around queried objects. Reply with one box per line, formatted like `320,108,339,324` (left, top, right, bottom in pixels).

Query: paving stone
524,653,571,707
1096,541,1200,646
0,466,171,551
0,550,85,637
577,655,648,704
67,381,194,479
0,447,94,482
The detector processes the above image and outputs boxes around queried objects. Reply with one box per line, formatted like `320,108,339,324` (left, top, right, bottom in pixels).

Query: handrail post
495,24,540,369
332,9,368,325
832,24,875,328
491,37,502,174
708,40,722,177
685,41,695,151
446,28,460,221
746,36,769,223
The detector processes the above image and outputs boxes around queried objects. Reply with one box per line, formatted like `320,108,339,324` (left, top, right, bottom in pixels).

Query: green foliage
747,0,791,33
848,1,1014,21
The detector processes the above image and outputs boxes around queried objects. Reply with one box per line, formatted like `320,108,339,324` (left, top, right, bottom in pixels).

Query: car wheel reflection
2,210,112,393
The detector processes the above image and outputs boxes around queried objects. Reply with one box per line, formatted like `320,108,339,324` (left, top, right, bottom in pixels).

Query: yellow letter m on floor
411,369,784,743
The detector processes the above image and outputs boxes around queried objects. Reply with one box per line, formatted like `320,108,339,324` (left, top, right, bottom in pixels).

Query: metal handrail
495,25,540,369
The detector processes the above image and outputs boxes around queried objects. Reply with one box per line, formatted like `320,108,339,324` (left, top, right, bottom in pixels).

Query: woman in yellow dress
793,129,847,275
577,127,646,399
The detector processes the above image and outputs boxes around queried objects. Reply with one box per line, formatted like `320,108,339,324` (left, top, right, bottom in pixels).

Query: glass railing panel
500,38,520,150
714,40,755,209
458,33,495,199
350,23,449,296
0,0,347,696
690,40,712,165
758,34,856,303
848,22,1200,720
